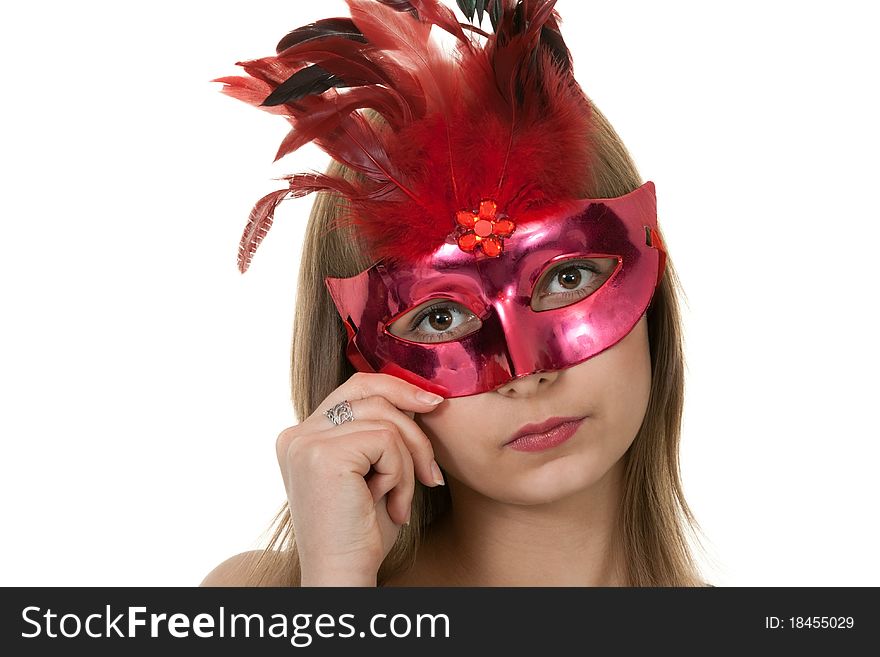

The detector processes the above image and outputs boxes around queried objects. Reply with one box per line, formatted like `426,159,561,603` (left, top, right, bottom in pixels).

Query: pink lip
505,416,587,452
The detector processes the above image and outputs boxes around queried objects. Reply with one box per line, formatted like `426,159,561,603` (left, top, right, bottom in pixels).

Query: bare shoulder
200,550,295,587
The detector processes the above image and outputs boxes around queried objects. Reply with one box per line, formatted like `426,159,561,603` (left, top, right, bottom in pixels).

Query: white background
1,1,877,586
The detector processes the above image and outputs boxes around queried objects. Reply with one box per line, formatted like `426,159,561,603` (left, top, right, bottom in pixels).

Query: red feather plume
213,0,593,273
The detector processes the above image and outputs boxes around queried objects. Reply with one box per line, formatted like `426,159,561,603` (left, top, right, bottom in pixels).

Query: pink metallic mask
324,181,666,398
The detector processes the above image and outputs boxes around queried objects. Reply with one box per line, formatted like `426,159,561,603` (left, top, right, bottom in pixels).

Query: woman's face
415,314,652,504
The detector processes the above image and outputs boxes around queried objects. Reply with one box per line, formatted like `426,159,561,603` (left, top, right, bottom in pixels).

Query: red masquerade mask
215,0,668,397
325,181,664,397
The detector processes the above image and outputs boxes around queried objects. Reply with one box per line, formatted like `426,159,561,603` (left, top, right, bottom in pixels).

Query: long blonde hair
243,102,710,587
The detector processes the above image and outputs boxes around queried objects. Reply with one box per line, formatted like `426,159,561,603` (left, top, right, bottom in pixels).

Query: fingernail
417,391,444,404
430,460,445,486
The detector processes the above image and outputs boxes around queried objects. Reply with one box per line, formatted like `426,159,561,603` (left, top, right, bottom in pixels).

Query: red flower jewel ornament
454,199,516,257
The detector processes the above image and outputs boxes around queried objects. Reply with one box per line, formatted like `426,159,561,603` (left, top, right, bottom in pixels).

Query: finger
323,397,442,488
386,434,415,525
302,412,442,497
365,435,413,526
343,429,409,525
310,372,445,430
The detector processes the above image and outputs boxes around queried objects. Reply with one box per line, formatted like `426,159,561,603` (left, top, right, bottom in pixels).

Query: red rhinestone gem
493,218,515,237
478,200,496,219
481,236,502,257
456,210,476,229
473,219,494,237
458,233,478,251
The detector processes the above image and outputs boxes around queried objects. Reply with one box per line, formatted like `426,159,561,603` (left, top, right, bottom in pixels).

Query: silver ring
324,399,354,426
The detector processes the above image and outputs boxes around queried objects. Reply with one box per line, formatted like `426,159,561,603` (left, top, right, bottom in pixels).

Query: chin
494,458,613,506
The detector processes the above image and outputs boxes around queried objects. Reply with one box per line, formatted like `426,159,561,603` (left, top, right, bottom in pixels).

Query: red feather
211,75,288,117
401,0,472,45
238,189,290,274
238,173,365,273
274,86,413,162
216,0,594,271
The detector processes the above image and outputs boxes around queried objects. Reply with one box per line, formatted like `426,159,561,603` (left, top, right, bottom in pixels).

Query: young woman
203,0,710,587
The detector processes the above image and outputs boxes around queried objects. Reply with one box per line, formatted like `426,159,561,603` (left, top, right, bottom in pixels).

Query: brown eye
531,257,618,312
425,307,453,331
386,300,482,344
556,267,582,290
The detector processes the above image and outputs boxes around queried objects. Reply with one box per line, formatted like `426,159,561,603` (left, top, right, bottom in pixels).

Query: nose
493,369,560,397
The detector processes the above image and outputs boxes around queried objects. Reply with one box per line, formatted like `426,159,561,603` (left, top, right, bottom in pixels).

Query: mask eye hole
530,256,619,312
386,299,483,344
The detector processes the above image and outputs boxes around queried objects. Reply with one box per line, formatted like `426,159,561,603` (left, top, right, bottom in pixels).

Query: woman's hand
276,372,446,586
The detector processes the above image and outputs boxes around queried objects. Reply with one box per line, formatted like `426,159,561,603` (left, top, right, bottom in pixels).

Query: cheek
415,400,468,458
600,319,653,440
414,399,487,474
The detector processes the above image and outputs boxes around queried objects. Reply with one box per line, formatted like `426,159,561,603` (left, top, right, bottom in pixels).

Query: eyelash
540,261,602,299
407,303,473,339
406,261,604,339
